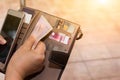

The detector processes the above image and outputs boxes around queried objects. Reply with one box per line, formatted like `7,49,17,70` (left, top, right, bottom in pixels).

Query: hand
5,35,46,80
0,35,6,45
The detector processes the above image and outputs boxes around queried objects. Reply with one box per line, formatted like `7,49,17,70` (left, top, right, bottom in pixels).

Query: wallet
1,7,83,80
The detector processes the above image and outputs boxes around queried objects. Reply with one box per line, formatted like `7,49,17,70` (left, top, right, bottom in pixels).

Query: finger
23,35,36,49
0,35,7,45
34,41,46,55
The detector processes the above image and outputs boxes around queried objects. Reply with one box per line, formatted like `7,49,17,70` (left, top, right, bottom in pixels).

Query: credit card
67,24,75,33
49,32,61,42
49,32,70,45
31,15,53,49
24,12,32,24
62,23,75,33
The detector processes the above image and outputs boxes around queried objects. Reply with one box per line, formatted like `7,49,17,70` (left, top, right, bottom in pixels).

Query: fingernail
2,39,7,44
3,40,6,43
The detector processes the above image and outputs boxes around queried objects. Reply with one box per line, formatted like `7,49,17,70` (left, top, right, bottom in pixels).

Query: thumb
23,35,35,49
34,41,46,55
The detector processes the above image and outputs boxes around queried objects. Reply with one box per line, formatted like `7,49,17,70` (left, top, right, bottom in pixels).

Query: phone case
0,9,25,72
2,7,83,80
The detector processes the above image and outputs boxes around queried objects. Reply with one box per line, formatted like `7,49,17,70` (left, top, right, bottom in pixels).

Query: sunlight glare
98,0,108,5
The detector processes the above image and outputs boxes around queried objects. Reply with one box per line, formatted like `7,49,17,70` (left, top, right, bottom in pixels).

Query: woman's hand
5,35,46,80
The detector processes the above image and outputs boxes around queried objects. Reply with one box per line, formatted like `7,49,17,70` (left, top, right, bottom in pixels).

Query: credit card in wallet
31,15,53,49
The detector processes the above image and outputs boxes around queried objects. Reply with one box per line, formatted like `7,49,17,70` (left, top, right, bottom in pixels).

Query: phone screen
0,14,21,63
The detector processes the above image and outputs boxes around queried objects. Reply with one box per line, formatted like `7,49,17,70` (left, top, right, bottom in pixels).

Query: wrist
5,66,24,80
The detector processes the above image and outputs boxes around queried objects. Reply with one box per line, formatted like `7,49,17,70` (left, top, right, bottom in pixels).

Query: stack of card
31,15,53,49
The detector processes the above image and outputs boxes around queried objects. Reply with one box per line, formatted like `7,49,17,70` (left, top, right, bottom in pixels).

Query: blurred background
0,0,120,30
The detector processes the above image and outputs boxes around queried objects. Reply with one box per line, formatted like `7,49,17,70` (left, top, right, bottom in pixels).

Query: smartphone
0,9,24,70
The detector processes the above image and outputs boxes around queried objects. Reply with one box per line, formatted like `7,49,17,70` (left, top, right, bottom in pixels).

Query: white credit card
31,15,53,49
24,12,32,24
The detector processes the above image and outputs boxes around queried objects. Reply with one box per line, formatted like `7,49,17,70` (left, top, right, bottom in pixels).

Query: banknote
31,15,53,49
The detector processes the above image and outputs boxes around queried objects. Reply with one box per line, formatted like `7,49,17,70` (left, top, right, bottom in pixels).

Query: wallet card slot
20,28,27,34
49,51,69,68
